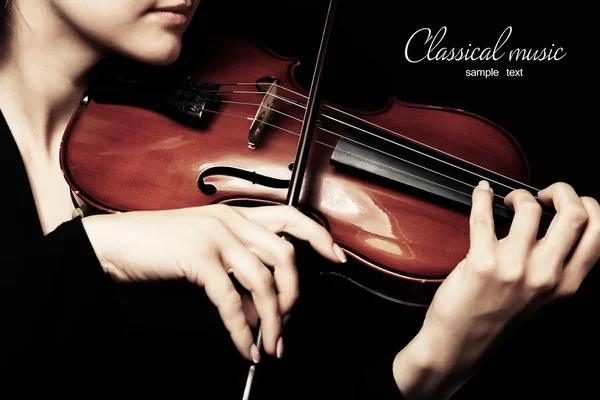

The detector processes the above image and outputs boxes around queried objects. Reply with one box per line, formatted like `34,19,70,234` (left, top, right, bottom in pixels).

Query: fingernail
478,180,490,190
332,243,347,263
251,344,261,363
277,337,284,359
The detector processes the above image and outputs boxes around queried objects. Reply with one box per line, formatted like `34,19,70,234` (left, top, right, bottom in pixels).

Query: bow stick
241,0,338,398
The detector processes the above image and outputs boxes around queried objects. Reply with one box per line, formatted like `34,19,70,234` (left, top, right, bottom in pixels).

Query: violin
59,3,554,312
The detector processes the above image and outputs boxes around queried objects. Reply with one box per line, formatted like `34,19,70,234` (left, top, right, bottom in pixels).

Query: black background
177,1,597,398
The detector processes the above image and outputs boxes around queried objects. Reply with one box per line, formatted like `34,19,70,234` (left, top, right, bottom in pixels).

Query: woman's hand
393,181,600,400
81,204,346,362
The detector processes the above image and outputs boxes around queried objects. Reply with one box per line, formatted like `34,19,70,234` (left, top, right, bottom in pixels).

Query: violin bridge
248,81,278,149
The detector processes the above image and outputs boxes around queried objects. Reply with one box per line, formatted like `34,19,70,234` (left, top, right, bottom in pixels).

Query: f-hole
198,165,291,195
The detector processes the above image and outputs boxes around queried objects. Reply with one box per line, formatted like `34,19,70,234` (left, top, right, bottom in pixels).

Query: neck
0,1,104,151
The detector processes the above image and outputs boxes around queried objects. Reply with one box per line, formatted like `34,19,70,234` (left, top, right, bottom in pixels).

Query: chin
145,51,182,66
120,36,184,66
140,46,182,66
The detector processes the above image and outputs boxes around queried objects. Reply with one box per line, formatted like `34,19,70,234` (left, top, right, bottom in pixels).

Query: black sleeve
0,217,118,375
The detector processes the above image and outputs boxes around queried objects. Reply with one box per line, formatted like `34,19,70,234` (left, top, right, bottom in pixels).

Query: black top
0,109,407,399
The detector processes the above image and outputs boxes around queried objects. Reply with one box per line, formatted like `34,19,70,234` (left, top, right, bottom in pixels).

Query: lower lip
150,10,189,25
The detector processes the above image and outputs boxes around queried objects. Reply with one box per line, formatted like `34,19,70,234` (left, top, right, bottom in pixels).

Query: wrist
392,326,489,400
81,214,122,279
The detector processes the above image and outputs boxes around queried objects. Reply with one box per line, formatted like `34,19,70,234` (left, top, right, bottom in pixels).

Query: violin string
198,96,536,206
192,106,543,219
204,98,303,120
204,83,541,196
273,83,541,193
209,85,536,195
199,98,513,206
199,98,504,197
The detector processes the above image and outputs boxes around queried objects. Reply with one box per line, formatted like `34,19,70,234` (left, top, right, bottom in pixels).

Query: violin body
60,32,529,306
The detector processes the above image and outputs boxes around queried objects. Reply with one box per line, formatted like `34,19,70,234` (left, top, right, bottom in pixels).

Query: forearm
392,327,492,400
